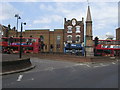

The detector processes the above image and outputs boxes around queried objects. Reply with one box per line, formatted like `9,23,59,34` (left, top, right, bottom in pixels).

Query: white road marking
74,63,86,66
100,63,106,66
17,75,23,81
94,66,100,68
86,65,91,67
116,59,119,61
112,62,116,64
100,63,109,67
44,67,55,71
31,78,34,80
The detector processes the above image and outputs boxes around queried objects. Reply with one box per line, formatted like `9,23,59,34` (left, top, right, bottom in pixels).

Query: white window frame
76,26,80,33
67,26,72,33
67,35,72,43
57,36,61,40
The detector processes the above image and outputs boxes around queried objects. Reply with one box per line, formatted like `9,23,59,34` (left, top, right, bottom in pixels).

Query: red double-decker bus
94,40,120,57
1,37,40,54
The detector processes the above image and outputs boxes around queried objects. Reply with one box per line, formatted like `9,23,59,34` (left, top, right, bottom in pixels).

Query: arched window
67,35,72,41
76,35,80,42
67,35,72,43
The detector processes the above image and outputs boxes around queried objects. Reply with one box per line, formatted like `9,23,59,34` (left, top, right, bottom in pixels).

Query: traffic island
1,54,35,75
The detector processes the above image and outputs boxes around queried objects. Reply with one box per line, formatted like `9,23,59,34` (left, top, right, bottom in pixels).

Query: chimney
82,17,84,23
64,18,66,23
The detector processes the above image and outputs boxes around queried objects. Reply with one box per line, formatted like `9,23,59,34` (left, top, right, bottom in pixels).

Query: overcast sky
0,0,119,39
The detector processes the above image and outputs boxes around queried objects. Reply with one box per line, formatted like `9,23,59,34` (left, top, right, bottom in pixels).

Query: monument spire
85,0,94,57
86,5,92,21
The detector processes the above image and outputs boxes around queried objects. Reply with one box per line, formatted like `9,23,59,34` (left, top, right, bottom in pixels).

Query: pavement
23,53,118,63
1,54,35,75
2,57,119,88
1,53,119,75
2,54,28,62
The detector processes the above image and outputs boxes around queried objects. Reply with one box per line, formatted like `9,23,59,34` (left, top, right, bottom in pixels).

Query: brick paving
23,53,118,63
1,53,118,63
2,54,28,62
2,54,20,62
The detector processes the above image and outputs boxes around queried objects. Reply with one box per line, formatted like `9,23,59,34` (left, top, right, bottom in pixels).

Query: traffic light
94,37,99,46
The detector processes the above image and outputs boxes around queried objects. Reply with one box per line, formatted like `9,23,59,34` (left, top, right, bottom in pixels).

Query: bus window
32,39,36,42
25,47,33,50
2,38,8,42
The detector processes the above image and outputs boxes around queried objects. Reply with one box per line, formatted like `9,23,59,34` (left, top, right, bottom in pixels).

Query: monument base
85,46,94,57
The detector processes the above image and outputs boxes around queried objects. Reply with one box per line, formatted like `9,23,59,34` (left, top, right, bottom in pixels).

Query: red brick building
2,17,84,53
64,18,84,45
116,27,120,40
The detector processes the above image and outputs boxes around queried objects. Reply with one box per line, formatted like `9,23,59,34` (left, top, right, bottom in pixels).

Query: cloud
39,3,54,11
36,2,118,39
25,25,51,30
0,2,21,21
39,2,86,21
33,18,51,24
92,2,118,29
1,2,118,40
1,0,119,2
106,32,114,36
33,15,63,24
24,0,38,2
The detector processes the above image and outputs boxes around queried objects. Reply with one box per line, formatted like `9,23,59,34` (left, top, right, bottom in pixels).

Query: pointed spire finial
86,4,92,21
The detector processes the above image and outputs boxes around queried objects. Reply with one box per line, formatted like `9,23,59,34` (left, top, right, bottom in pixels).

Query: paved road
2,58,119,88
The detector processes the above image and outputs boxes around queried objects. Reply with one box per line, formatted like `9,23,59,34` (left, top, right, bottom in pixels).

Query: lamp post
15,14,21,37
19,22,26,58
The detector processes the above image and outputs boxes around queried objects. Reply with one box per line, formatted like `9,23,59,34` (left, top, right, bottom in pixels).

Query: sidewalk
1,54,35,75
23,53,119,63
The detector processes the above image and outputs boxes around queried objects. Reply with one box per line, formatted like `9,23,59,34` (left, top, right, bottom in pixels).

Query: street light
19,22,26,58
15,14,21,37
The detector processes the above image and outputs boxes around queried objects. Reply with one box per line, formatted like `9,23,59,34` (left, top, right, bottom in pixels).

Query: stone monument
85,5,94,57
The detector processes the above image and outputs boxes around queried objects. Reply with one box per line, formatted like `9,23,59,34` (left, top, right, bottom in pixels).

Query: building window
40,35,44,41
67,35,72,43
56,36,61,44
57,36,61,41
67,26,72,33
76,35,80,42
76,26,80,33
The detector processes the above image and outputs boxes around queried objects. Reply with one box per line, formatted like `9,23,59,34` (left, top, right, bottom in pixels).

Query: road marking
44,67,54,71
94,66,100,67
86,65,91,67
112,62,116,64
74,63,85,66
17,75,23,81
100,63,106,66
100,63,109,67
31,78,34,80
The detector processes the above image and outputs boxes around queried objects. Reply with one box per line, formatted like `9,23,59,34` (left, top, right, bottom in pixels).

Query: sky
0,0,119,39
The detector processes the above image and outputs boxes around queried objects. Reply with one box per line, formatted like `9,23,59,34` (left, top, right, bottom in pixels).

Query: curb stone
1,65,35,75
